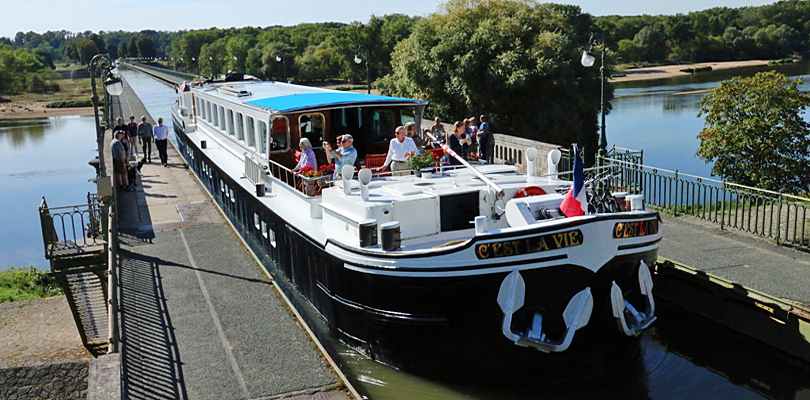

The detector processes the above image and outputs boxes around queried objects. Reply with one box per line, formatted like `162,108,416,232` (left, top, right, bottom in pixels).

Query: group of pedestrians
110,115,170,192
426,115,492,165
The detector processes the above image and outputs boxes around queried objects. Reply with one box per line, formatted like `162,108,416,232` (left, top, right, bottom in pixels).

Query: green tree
135,35,155,58
73,38,99,64
199,39,227,76
632,26,667,61
377,0,605,155
697,71,810,193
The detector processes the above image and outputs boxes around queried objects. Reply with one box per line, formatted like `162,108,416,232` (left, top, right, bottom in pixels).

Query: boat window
401,107,416,126
257,120,266,152
196,97,203,119
211,102,217,126
247,117,255,147
236,112,244,141
299,113,324,149
270,117,289,152
372,110,395,143
228,109,236,137
219,106,226,132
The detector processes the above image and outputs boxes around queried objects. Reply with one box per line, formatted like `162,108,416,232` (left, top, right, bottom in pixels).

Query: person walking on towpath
111,130,133,191
153,117,170,167
138,116,153,162
126,115,139,157
375,126,419,176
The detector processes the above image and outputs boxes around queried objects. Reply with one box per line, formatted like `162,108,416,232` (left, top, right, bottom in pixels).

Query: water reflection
0,118,50,149
0,116,97,270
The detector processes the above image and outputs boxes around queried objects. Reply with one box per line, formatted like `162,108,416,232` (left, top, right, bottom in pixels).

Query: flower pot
420,167,434,179
303,180,317,196
413,169,422,177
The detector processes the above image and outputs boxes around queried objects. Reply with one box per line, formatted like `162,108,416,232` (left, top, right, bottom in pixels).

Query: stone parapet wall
492,134,562,175
0,361,89,400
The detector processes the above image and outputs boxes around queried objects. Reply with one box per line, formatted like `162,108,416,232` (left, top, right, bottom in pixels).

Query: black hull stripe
618,238,662,250
327,215,660,260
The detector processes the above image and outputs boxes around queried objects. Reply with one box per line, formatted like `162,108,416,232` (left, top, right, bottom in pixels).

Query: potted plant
317,164,335,186
406,151,437,177
300,166,319,196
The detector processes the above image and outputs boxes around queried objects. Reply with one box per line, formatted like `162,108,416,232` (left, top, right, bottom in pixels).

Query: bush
46,99,103,108
0,266,63,303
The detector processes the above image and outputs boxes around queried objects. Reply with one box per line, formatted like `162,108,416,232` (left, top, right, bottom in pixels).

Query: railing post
776,190,783,245
107,203,119,353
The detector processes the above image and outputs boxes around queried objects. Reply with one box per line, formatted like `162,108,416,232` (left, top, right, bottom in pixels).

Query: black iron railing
39,197,105,258
600,157,810,250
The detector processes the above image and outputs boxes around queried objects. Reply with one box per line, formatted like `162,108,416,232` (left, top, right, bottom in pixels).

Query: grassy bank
0,267,63,303
0,76,95,119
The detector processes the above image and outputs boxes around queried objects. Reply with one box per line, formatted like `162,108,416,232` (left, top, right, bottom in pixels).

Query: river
0,116,97,271
119,68,810,399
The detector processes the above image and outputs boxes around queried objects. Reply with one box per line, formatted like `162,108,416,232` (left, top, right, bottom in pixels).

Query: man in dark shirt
477,115,492,163
126,115,139,157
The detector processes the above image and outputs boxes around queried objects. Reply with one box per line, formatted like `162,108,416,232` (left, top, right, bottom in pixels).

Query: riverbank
0,77,95,120
613,59,773,82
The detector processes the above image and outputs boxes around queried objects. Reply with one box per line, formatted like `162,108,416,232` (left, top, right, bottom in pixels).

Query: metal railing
38,192,119,354
600,157,810,250
39,197,105,258
244,154,265,186
266,158,335,197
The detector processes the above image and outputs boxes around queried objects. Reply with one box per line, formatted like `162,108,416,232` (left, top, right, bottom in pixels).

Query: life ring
514,186,547,198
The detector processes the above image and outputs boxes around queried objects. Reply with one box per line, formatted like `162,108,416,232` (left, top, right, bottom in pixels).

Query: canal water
0,116,97,271
120,68,810,399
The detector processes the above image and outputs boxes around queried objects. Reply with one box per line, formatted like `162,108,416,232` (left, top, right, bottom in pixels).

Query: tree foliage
377,0,605,156
697,71,810,193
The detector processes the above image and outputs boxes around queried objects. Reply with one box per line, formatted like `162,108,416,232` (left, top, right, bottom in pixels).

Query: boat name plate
475,230,583,259
613,220,659,239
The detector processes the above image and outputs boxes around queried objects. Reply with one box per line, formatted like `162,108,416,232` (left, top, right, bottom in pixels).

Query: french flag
560,144,588,217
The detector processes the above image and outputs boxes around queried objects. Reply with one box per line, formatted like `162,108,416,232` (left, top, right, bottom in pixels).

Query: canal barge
170,77,661,381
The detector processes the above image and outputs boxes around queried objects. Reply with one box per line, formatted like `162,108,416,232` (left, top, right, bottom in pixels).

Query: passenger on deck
324,135,356,179
430,117,445,137
446,121,470,166
404,122,427,150
292,138,317,173
375,126,419,176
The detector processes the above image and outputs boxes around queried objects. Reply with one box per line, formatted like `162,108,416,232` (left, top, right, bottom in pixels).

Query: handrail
423,131,504,197
606,157,810,202
39,198,105,258
107,204,119,353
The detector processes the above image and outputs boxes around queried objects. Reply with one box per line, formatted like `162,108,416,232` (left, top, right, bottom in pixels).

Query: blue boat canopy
247,92,425,112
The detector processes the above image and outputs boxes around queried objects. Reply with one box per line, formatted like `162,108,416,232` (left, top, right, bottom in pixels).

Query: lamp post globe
354,55,362,65
104,75,124,96
581,51,596,68
275,55,281,63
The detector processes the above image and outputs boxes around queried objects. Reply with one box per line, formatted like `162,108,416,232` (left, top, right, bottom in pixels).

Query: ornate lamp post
354,47,370,94
275,54,287,83
581,34,608,158
88,54,123,178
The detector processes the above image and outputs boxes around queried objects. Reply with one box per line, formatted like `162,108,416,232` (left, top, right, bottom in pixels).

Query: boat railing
265,157,335,197
244,154,265,186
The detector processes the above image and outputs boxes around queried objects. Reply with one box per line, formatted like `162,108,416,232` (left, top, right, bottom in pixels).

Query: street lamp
275,54,287,83
88,53,123,178
581,33,607,158
354,47,370,94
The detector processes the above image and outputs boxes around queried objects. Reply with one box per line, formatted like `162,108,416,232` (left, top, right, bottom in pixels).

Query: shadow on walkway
119,248,188,400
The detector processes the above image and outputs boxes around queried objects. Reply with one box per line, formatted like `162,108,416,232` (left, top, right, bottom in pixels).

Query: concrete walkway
108,75,349,400
658,213,810,304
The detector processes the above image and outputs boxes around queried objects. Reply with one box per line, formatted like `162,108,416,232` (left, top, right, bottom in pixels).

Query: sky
2,0,779,38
